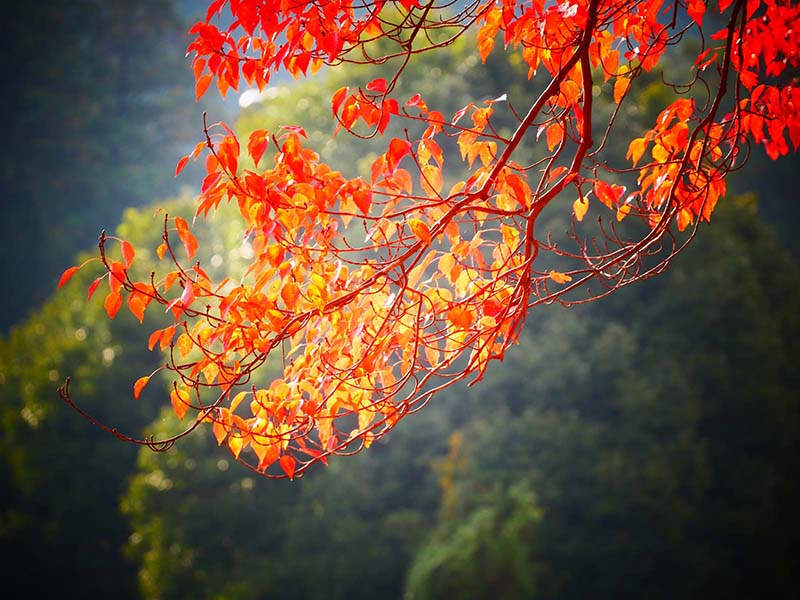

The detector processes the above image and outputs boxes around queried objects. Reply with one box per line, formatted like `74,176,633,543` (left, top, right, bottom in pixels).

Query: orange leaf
573,196,589,222
121,241,136,269
104,290,123,319
128,292,148,323
227,435,244,459
549,271,573,284
133,375,150,400
148,329,162,351
175,216,198,261
247,129,269,168
408,218,432,244
546,122,563,152
195,73,213,100
160,325,177,351
281,281,300,308
58,266,79,289
614,76,631,104
213,419,228,445
170,388,191,420
447,306,473,330
626,137,647,167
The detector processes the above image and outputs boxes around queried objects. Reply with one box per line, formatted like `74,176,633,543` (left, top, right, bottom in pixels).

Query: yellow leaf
500,223,520,249
176,333,194,358
626,137,647,167
438,253,456,281
230,391,248,412
228,435,244,459
546,122,563,151
549,270,573,284
213,419,227,445
573,196,589,222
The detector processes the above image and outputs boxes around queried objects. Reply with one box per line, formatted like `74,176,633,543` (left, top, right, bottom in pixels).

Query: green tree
407,196,800,600
0,195,242,597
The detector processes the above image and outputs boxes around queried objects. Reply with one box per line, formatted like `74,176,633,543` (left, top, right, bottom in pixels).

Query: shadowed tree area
0,0,214,331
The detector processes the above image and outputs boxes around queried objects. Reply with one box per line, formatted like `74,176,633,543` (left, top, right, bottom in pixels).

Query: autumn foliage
60,0,799,478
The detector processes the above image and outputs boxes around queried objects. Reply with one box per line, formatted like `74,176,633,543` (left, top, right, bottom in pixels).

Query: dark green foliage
407,196,800,600
0,196,232,598
0,0,214,331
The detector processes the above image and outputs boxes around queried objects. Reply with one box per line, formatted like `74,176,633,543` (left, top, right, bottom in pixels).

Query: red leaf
406,93,424,108
175,155,190,177
593,180,626,208
352,187,372,214
87,276,104,301
687,0,705,26
58,266,79,289
366,77,387,93
279,455,296,479
331,86,349,115
179,280,196,308
387,138,411,172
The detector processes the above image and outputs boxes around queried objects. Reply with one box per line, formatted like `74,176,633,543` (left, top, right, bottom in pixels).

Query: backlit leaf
104,290,123,319
408,219,432,244
247,129,269,168
58,266,79,289
279,455,297,479
121,241,136,269
448,306,473,330
175,216,198,261
133,376,150,400
549,271,573,284
195,73,213,100
170,388,191,420
573,196,589,222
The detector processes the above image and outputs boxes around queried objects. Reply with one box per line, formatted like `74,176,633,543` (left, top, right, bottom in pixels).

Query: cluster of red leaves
61,0,799,478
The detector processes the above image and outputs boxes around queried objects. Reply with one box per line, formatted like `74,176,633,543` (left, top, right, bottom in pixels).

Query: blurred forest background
1,1,798,598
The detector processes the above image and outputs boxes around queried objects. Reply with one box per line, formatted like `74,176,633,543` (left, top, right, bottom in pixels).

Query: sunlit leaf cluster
61,0,799,477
